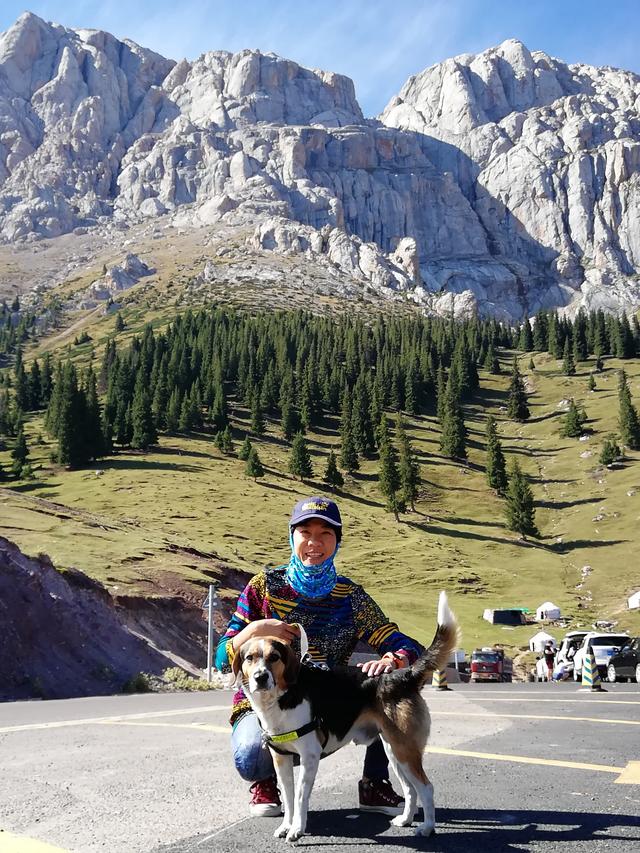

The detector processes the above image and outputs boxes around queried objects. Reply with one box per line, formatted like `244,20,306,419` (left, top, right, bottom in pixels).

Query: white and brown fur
233,590,460,842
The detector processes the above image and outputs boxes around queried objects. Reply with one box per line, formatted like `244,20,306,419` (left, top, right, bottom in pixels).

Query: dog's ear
282,643,301,686
231,644,244,686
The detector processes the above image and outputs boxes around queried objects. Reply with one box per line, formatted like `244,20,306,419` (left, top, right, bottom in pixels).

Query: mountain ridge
2,13,640,320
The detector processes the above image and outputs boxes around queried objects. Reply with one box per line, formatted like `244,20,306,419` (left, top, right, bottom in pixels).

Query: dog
233,590,459,842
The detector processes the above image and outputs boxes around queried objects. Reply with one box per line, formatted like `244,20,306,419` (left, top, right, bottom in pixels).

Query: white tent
529,630,556,653
536,601,561,621
628,591,640,610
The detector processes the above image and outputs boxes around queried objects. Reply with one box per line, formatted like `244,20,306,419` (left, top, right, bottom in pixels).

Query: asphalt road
1,683,639,853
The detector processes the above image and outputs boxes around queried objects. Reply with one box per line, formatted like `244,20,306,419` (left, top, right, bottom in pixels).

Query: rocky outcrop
381,39,640,317
2,13,640,319
0,535,206,699
83,252,154,306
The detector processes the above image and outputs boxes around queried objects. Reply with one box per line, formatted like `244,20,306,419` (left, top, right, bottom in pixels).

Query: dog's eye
267,653,280,663
245,654,253,663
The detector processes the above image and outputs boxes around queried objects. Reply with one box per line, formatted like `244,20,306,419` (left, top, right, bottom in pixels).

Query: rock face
2,13,640,319
381,39,640,317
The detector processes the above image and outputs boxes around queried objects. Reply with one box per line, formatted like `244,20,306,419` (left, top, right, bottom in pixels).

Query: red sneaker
249,776,282,817
358,778,404,816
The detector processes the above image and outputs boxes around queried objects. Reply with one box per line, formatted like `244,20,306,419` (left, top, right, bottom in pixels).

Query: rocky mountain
2,13,640,319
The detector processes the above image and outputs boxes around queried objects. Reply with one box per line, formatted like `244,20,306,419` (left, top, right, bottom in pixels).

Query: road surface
1,683,639,852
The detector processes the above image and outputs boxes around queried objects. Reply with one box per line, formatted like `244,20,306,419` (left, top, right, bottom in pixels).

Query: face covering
285,530,338,599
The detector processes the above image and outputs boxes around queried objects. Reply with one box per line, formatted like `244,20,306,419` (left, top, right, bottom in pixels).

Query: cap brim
290,513,342,527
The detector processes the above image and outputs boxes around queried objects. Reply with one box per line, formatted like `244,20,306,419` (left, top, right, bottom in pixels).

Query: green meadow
3,312,640,655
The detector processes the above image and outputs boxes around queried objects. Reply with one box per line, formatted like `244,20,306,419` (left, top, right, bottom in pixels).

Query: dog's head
233,637,300,694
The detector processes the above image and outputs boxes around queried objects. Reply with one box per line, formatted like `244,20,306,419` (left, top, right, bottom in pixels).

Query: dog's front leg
271,751,295,839
286,742,321,842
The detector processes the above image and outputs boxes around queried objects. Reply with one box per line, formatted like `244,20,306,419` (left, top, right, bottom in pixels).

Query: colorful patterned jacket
215,566,424,726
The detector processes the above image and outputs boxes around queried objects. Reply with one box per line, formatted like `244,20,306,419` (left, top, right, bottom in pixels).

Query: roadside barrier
580,649,606,692
432,668,451,691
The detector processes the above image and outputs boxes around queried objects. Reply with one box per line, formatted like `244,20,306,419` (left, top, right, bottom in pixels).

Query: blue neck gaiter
285,532,338,599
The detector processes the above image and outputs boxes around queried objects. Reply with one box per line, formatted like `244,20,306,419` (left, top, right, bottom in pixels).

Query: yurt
536,601,561,621
529,630,556,653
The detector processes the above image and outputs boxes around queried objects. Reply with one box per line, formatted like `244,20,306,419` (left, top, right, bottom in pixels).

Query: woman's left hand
357,657,396,677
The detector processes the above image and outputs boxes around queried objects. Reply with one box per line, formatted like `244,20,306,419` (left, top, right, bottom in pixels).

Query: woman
215,496,424,818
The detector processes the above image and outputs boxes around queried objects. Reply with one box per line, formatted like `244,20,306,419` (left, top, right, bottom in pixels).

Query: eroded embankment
0,536,242,700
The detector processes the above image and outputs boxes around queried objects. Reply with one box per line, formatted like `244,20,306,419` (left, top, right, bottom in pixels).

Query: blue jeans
231,712,389,782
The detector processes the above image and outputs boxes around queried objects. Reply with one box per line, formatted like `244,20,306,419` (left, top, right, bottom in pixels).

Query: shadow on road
167,806,640,852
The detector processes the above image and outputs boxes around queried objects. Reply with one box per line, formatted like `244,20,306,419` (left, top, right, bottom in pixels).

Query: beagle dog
233,591,459,842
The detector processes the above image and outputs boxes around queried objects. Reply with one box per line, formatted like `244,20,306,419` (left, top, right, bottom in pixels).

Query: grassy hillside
2,315,640,654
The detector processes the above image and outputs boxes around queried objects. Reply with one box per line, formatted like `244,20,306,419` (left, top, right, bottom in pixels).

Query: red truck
470,647,513,682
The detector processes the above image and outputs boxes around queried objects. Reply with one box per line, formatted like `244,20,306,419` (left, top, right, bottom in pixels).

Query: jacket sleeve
351,585,424,663
214,572,268,671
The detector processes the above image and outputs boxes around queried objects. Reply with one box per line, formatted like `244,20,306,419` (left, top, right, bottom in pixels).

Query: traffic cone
580,649,606,692
432,668,451,690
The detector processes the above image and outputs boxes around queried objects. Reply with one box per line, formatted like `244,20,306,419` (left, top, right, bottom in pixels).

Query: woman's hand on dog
357,658,395,677
232,618,300,651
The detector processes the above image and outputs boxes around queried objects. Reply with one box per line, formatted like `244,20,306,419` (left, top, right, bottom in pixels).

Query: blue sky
2,1,639,116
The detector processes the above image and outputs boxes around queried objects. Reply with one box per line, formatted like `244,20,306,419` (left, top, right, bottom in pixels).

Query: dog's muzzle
251,669,272,691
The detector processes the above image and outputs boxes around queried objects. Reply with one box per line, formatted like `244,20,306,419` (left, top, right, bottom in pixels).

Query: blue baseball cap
289,496,342,529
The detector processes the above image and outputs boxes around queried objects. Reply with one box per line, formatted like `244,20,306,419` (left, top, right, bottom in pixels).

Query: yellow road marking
0,705,229,734
0,832,71,852
425,745,624,776
614,761,640,785
93,720,639,785
431,711,640,726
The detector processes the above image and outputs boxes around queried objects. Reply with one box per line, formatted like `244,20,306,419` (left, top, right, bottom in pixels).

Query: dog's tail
409,591,460,689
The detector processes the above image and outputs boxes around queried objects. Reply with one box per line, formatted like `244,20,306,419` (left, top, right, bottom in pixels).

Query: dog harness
259,718,323,753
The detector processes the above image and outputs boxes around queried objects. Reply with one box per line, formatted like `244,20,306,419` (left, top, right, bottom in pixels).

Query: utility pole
203,584,217,683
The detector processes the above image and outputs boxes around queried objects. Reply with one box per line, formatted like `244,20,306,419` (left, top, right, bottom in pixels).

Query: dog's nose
254,670,269,686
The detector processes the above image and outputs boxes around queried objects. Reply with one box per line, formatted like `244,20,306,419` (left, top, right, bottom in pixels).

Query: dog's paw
391,814,414,827
274,822,290,839
285,826,304,842
414,822,435,837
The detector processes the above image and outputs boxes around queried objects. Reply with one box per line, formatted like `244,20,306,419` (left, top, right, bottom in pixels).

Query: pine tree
238,435,253,461
210,385,229,431
55,363,86,467
507,358,530,421
618,370,640,449
396,414,421,511
440,384,467,459
114,312,125,333
280,397,298,442
323,450,344,491
83,367,106,460
485,415,507,495
505,460,538,537
436,365,447,422
528,358,535,372
518,319,533,351
131,371,157,450
250,396,266,435
377,416,405,520
339,386,359,472
221,425,234,454
289,433,313,480
599,435,621,466
245,447,265,482
560,399,587,438
166,388,181,432
484,343,501,375
562,338,576,376
11,427,28,476
587,373,596,392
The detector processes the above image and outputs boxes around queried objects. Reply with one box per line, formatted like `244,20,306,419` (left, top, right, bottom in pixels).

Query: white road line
196,817,252,844
452,697,640,705
431,710,640,726
0,705,230,734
